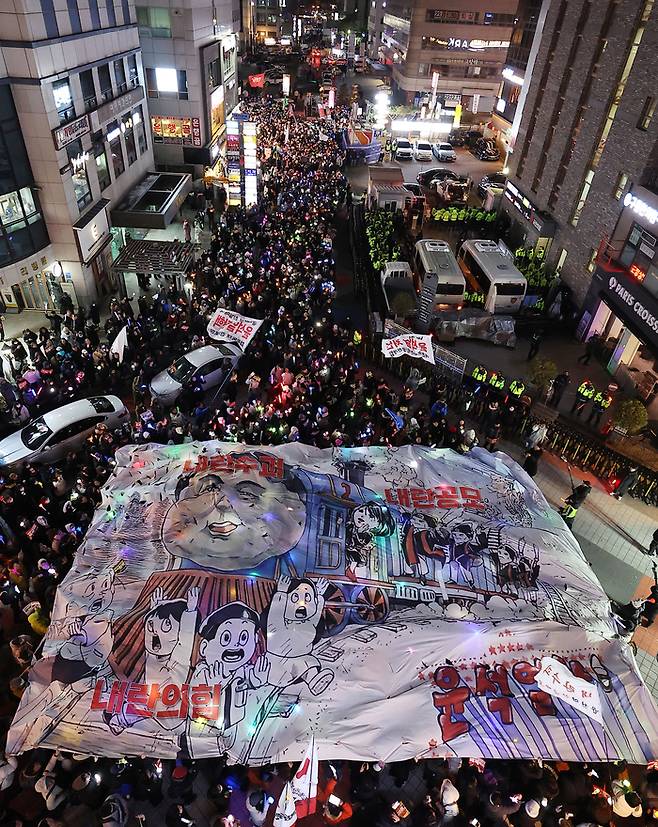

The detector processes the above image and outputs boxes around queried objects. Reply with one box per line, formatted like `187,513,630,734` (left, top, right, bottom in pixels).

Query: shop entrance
588,300,658,407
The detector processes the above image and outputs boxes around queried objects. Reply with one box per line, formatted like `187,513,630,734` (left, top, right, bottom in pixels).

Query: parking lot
346,145,505,205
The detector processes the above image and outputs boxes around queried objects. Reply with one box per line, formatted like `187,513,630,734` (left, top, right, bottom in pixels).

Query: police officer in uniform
587,390,612,427
571,379,595,416
509,378,525,398
472,364,487,384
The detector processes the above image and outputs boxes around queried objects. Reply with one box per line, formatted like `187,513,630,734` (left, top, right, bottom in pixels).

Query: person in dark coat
523,447,543,478
613,466,639,500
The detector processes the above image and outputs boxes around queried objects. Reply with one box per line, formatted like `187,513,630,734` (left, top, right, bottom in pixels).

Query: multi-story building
0,0,154,308
370,0,518,110
501,0,658,309
492,0,548,161
253,0,283,42
138,0,241,174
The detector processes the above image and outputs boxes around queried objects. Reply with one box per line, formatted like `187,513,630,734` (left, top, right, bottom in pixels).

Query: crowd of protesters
0,95,657,826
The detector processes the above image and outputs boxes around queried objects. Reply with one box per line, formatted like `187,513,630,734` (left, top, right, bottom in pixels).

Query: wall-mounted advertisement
210,86,226,137
151,116,202,147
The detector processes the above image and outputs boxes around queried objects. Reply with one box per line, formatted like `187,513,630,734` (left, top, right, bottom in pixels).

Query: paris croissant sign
623,191,658,225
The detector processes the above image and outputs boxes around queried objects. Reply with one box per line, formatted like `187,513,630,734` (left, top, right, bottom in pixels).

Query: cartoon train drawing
111,454,559,677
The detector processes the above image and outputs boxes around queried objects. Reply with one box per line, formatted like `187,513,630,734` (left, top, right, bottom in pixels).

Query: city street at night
2,2,658,827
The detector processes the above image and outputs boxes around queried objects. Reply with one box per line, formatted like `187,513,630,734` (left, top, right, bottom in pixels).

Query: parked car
416,167,459,187
395,139,413,160
432,142,457,162
0,396,128,466
477,171,507,199
150,344,242,405
472,138,500,161
264,69,284,85
447,130,466,147
433,176,471,206
414,141,434,162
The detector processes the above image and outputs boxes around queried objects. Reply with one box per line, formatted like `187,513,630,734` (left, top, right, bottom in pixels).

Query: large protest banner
8,443,658,763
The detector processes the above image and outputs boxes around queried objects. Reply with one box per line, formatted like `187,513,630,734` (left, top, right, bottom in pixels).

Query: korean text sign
207,308,263,348
382,334,436,364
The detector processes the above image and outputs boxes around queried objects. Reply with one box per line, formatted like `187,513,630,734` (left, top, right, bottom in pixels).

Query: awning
110,172,193,230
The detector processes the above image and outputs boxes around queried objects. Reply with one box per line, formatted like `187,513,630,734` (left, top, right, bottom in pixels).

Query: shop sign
191,117,202,147
151,116,202,147
623,192,658,225
73,205,110,265
605,273,658,337
425,9,476,22
94,86,144,125
447,37,510,50
53,115,90,150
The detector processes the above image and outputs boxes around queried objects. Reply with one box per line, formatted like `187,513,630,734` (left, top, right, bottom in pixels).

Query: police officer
385,136,392,158
472,364,487,384
509,378,525,398
571,379,595,416
560,480,592,529
587,390,612,427
391,137,398,155
488,371,505,391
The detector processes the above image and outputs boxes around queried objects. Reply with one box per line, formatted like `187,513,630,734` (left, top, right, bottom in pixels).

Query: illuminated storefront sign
623,192,658,225
447,37,509,50
210,86,226,137
425,9,477,22
53,115,90,150
151,116,202,147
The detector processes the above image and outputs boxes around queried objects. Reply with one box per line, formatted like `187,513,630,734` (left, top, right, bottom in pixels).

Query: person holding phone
320,775,353,825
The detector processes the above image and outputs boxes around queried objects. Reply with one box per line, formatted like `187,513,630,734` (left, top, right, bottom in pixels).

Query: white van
381,261,416,316
457,239,527,313
414,239,465,310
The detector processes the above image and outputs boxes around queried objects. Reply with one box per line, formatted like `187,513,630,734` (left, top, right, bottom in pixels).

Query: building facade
370,0,518,109
138,0,241,174
501,0,658,306
492,0,547,160
0,0,154,308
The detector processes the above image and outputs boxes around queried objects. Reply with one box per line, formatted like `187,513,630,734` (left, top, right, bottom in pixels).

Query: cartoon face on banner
8,443,658,764
161,467,306,570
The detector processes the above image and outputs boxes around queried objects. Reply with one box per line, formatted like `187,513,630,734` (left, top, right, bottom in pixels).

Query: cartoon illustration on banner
8,443,658,763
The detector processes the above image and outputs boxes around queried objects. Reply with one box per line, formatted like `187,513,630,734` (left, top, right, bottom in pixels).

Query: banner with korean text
207,308,263,348
382,333,436,364
8,443,658,763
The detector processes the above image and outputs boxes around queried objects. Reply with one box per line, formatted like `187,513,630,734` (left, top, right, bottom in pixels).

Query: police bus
457,240,527,313
414,239,465,311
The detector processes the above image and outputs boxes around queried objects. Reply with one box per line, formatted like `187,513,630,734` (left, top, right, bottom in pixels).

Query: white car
394,139,413,160
150,343,242,405
433,142,457,162
414,141,433,162
0,396,128,466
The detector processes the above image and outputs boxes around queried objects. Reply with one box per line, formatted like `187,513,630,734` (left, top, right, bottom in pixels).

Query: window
614,172,629,200
121,0,130,24
315,506,343,568
54,416,104,444
208,57,221,89
555,248,568,275
40,0,59,38
587,248,597,273
21,418,53,450
53,79,75,125
108,121,125,178
638,96,656,131
106,0,117,26
80,69,97,111
94,134,111,190
98,63,113,103
137,6,172,36
114,59,127,95
417,63,429,76
571,170,594,227
148,68,188,99
124,126,137,165
67,140,92,210
67,0,82,32
127,54,139,87
90,0,101,27
133,106,147,154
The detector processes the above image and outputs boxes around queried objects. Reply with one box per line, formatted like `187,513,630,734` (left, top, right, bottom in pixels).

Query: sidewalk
500,438,658,696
